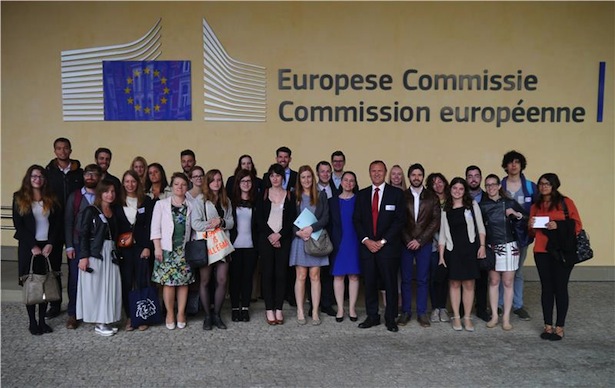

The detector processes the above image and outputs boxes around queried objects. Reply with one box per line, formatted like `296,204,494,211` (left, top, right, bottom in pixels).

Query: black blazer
263,169,298,192
230,201,258,248
353,183,407,259
254,189,297,245
12,195,63,276
113,196,155,252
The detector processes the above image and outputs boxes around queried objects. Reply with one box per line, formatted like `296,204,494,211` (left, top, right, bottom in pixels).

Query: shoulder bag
21,254,61,305
304,229,333,257
561,199,593,264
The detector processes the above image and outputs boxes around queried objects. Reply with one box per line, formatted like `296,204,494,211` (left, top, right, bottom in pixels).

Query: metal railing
1,206,15,231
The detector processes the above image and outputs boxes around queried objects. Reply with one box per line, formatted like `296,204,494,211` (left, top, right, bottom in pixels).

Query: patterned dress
152,205,195,286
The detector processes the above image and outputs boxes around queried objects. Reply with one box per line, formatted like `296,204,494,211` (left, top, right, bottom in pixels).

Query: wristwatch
380,239,387,245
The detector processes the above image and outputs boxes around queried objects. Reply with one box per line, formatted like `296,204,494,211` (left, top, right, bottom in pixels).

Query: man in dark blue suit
353,160,407,332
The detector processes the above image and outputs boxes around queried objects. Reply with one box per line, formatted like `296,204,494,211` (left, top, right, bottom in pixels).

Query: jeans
400,244,431,316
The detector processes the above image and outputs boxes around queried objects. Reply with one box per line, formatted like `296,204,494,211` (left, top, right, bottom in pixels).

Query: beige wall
2,2,613,270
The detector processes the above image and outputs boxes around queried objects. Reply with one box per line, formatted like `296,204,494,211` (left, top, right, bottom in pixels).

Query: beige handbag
21,254,61,305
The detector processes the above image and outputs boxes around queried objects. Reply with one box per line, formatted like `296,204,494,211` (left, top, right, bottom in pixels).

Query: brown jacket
401,188,441,247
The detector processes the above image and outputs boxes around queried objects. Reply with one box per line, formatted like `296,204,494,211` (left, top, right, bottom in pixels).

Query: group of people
13,140,583,341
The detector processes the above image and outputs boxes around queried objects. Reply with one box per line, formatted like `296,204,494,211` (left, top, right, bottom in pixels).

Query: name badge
385,205,396,211
524,197,532,203
138,207,146,214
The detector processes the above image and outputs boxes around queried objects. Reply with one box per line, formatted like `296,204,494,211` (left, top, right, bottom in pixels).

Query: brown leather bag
117,231,134,248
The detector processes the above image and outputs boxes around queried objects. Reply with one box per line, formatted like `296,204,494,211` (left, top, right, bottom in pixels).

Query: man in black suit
353,161,407,332
263,146,297,191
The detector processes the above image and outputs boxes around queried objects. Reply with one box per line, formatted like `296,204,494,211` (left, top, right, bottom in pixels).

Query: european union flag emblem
103,61,191,121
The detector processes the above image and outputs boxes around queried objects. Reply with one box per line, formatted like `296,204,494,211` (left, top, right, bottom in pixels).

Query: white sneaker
95,324,115,336
430,309,440,323
439,308,451,322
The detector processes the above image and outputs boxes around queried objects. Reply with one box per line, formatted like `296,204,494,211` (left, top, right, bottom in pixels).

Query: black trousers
361,254,400,324
535,252,574,327
475,269,489,315
118,246,152,317
229,248,258,308
260,240,290,311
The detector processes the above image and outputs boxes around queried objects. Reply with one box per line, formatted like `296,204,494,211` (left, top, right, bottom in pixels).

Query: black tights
535,252,574,327
26,303,47,326
199,262,228,315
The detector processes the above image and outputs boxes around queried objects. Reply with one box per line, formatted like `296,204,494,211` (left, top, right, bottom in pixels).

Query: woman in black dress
438,177,486,332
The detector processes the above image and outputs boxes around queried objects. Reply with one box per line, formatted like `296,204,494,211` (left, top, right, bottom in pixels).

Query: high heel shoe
335,316,344,323
349,315,358,322
540,325,553,340
486,319,498,328
549,326,564,341
451,316,462,331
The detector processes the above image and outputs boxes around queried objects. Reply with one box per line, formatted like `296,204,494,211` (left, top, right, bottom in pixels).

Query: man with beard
397,164,441,328
465,165,490,322
500,150,538,321
94,147,121,192
64,164,102,329
263,146,297,191
45,137,84,318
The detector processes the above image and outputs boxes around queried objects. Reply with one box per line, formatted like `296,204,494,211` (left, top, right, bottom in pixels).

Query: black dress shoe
321,306,337,317
203,315,213,331
213,314,227,330
29,324,42,335
231,309,240,322
39,322,53,333
386,323,399,332
46,306,61,319
358,317,381,329
241,309,250,322
335,316,344,323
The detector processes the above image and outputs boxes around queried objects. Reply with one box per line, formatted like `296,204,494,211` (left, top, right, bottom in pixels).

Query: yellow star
160,77,167,85
144,107,151,114
153,70,160,77
133,69,141,77
154,104,161,112
127,97,134,105
144,68,151,75
127,78,133,85
124,87,131,94
160,97,167,104
163,87,170,95
135,104,141,112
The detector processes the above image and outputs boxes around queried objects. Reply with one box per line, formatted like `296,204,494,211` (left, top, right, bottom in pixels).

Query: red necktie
372,187,379,235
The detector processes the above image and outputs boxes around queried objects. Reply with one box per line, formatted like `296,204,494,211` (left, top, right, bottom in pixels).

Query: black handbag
478,246,496,271
561,199,593,264
185,239,208,269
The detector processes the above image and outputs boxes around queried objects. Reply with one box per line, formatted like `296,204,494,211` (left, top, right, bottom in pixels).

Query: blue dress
289,194,329,268
331,196,360,276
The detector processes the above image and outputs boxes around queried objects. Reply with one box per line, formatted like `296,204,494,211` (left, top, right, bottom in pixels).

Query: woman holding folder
290,165,330,325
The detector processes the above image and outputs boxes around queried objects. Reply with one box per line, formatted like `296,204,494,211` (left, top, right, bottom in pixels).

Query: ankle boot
202,314,212,331
213,314,227,330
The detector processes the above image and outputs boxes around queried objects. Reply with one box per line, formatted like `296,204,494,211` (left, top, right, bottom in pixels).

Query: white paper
533,216,549,228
